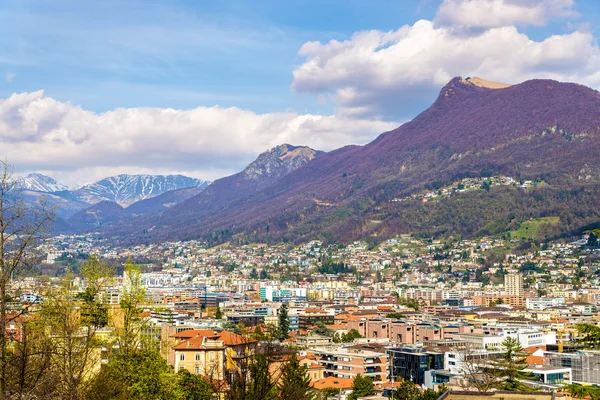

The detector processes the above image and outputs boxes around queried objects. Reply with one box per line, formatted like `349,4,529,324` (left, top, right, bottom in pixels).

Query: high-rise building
505,273,524,297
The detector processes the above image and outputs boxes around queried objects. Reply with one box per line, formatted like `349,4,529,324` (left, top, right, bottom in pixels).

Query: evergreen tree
278,353,314,400
491,337,536,391
215,305,223,320
253,325,266,341
348,374,375,400
393,380,420,400
246,354,279,400
278,304,290,341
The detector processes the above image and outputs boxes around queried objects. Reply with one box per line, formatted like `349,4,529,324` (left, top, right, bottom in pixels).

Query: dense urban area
7,215,600,399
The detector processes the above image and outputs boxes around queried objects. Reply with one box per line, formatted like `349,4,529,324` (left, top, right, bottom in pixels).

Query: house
171,329,257,382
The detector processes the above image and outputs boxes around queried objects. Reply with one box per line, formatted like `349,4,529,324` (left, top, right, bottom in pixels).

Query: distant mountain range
25,77,600,245
93,144,324,237
70,174,209,206
94,76,600,246
16,173,210,221
17,173,68,192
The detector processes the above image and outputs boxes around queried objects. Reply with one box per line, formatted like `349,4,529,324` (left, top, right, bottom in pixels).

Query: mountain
98,144,324,239
71,174,210,206
21,190,90,220
126,187,204,216
171,144,324,215
102,77,600,245
16,173,68,192
68,201,132,232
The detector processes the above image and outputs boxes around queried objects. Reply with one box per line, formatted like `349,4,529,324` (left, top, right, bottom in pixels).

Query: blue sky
0,0,435,114
1,0,599,185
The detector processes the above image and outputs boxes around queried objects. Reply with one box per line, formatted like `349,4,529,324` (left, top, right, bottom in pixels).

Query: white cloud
0,91,397,187
435,0,577,29
5,72,15,82
292,17,600,119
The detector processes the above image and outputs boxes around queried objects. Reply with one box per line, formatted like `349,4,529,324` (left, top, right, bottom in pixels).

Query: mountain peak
462,77,512,89
243,144,323,181
73,174,210,206
16,173,68,192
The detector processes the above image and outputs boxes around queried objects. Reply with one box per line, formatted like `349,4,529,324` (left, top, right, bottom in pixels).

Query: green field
509,217,560,239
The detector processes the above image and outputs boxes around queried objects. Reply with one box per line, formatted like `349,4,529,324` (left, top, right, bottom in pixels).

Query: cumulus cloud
0,91,397,187
292,16,600,119
435,0,577,29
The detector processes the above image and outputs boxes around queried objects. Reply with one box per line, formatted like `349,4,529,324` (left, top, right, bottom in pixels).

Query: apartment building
306,347,388,383
346,319,443,344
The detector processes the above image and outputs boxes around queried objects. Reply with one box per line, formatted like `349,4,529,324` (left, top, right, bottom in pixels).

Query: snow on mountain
72,174,210,206
16,173,68,192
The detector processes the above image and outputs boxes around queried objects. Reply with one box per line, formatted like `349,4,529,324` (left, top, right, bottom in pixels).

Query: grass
509,217,560,239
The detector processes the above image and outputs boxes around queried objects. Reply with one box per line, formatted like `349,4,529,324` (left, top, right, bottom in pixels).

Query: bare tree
455,343,500,392
0,160,54,397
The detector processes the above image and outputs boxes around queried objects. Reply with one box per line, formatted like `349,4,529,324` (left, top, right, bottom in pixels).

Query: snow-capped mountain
16,173,68,192
71,174,210,206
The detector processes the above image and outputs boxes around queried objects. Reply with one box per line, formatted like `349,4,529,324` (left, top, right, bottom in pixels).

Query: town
8,228,600,399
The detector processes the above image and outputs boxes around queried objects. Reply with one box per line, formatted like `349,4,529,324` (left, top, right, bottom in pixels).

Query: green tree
88,347,176,400
278,303,290,341
174,369,214,400
119,258,147,354
253,324,267,341
339,329,362,343
215,305,223,320
348,374,375,400
491,337,536,391
392,380,421,400
278,353,315,400
246,353,279,400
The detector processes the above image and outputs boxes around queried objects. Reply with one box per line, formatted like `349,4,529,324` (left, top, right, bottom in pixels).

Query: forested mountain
95,77,600,245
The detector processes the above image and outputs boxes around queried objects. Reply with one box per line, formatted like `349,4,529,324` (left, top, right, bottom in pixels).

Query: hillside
102,77,600,245
126,187,204,216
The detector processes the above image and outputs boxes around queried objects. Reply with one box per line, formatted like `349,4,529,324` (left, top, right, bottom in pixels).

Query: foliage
278,303,290,341
278,353,315,400
491,337,536,391
576,323,600,349
173,369,214,400
88,348,177,400
335,329,362,343
348,374,375,400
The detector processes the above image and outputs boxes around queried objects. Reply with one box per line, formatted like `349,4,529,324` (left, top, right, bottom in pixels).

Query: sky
1,0,600,187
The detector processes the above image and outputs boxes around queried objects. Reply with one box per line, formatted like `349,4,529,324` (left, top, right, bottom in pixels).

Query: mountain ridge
100,77,600,245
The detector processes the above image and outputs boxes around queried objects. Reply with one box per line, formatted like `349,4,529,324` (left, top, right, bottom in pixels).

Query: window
195,353,201,361
194,366,200,375
180,354,185,361
210,352,215,362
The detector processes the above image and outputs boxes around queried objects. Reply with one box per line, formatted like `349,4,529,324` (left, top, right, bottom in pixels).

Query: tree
118,258,148,354
337,329,362,343
215,305,223,320
278,353,315,400
88,347,176,400
278,303,290,341
253,325,266,341
491,337,536,391
392,380,420,400
0,161,54,397
348,374,375,400
42,277,104,399
577,323,600,349
174,369,214,400
456,344,500,392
